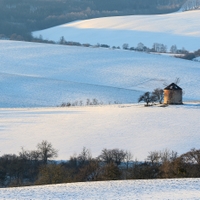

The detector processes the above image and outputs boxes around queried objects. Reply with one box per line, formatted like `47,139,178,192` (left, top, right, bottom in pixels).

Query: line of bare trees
60,98,121,107
1,141,200,187
6,32,197,61
181,0,200,11
30,36,192,57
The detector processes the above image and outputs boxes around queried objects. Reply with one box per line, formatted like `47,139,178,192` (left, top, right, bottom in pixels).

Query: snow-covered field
0,40,200,107
33,10,200,51
1,178,200,199
1,103,200,161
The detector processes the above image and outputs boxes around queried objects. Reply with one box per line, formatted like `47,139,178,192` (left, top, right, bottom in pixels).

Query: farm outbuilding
164,83,183,105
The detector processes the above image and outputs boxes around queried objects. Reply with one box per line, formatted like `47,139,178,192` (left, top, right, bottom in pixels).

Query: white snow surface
0,40,200,108
33,10,200,51
1,178,200,199
1,103,200,161
194,56,200,61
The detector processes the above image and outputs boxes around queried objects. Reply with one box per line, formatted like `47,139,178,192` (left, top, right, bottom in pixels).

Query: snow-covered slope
1,104,200,160
33,10,200,51
0,40,200,107
1,179,200,199
193,56,200,62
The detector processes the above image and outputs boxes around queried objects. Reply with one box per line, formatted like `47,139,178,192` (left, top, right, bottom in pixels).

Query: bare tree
98,148,113,164
160,149,178,163
112,149,127,166
37,140,58,165
147,151,161,165
123,151,133,179
152,43,167,53
137,42,145,51
122,43,129,50
147,149,178,165
152,88,164,104
59,36,66,44
124,151,133,169
181,148,200,165
138,92,154,106
170,45,177,53
77,147,92,166
99,148,127,166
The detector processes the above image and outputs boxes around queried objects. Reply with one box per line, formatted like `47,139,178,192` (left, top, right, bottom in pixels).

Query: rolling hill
33,10,200,52
0,40,200,108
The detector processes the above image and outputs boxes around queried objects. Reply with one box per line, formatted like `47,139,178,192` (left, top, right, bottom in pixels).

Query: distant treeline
0,0,186,39
30,35,200,60
1,140,200,187
1,32,200,61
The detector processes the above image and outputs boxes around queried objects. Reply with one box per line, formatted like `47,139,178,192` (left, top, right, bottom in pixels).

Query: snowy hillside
1,103,200,161
33,10,200,51
0,40,200,107
1,179,200,199
194,56,200,62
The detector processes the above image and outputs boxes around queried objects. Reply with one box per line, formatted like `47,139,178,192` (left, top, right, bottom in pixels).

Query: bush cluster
138,88,164,106
60,99,121,107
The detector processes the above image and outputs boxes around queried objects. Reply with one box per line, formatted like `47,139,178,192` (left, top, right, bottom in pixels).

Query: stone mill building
164,83,183,105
